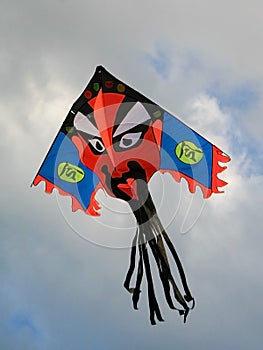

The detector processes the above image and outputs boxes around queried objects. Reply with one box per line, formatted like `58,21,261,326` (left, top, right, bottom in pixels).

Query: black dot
123,138,132,146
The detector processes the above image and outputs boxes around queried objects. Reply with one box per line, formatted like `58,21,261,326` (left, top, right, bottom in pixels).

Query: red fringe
33,174,101,216
160,146,230,198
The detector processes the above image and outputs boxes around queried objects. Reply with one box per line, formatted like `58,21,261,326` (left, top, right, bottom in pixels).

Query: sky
1,0,263,349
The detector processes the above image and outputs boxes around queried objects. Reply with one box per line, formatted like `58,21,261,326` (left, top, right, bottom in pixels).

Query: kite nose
100,129,119,168
106,148,118,169
112,167,122,177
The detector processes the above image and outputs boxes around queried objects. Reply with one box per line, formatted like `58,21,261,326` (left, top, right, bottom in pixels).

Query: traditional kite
32,65,230,325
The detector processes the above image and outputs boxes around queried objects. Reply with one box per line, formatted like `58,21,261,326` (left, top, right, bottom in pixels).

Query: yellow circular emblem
175,141,204,165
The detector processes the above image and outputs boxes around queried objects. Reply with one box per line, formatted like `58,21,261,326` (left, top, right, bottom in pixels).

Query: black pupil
123,138,133,146
95,140,103,151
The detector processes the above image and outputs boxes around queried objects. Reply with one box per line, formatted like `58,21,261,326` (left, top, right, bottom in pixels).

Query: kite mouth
117,178,138,200
101,161,146,201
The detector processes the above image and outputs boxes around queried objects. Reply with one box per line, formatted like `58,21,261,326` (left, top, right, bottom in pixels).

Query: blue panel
38,132,99,210
160,112,213,188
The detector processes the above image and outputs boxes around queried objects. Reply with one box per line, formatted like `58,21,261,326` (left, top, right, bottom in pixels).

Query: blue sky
1,1,263,349
211,83,260,111
145,47,172,79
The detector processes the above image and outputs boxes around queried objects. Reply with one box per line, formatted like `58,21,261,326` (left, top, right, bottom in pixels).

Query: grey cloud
1,0,263,349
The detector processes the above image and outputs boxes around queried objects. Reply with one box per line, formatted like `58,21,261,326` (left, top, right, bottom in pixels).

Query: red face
71,91,161,200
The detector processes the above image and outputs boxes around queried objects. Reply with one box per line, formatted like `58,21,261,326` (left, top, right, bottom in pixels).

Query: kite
32,65,230,325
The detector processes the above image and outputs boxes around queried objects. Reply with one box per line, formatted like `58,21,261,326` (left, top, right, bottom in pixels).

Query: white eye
89,138,105,153
119,132,142,149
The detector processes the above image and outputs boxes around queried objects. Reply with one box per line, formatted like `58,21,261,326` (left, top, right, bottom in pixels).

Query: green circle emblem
58,162,85,183
175,141,204,165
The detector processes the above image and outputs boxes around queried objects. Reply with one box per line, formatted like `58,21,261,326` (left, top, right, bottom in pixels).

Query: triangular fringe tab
33,174,101,216
160,145,230,198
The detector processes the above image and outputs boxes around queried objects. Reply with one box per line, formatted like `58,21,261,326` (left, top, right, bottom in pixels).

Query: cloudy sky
1,0,263,349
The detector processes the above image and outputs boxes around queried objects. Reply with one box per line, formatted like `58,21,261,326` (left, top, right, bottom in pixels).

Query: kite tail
124,188,195,325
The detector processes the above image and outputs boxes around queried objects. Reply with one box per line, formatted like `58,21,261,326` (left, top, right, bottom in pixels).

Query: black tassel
124,182,195,324
132,242,143,309
123,229,138,293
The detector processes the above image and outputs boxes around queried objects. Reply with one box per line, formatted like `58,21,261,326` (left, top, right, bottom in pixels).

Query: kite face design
71,97,160,201
33,66,230,324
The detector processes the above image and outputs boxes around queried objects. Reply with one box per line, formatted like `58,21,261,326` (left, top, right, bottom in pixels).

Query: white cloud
184,94,230,147
1,0,263,349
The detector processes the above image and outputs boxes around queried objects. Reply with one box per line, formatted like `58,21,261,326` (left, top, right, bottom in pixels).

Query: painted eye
89,138,105,153
119,132,142,149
